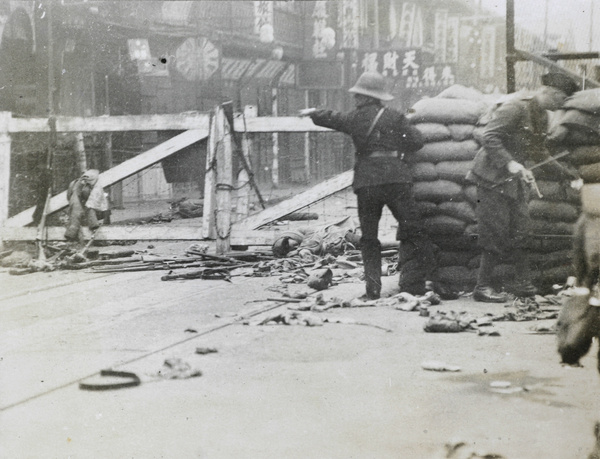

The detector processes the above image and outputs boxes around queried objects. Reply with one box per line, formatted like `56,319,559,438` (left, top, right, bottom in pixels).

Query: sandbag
413,140,479,163
472,126,485,145
563,88,600,115
462,185,478,205
431,234,479,251
579,162,600,183
528,200,579,223
527,236,574,253
414,123,451,142
558,109,600,137
435,161,474,184
448,124,475,141
541,265,575,286
465,224,479,236
438,201,476,223
562,128,600,146
530,219,575,235
409,98,487,124
413,180,464,203
436,84,485,101
410,162,438,181
568,146,600,166
492,263,515,284
535,181,563,201
529,250,573,271
530,160,577,181
434,265,477,290
437,250,479,267
424,215,466,235
416,201,438,218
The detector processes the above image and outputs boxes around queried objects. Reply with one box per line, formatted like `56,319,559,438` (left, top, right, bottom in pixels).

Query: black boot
473,285,508,303
473,251,507,303
361,239,381,300
510,257,537,297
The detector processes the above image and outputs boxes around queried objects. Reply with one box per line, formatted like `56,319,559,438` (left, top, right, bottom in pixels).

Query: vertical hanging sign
340,0,359,49
446,16,460,63
480,24,496,79
253,1,273,34
312,1,329,58
434,10,448,63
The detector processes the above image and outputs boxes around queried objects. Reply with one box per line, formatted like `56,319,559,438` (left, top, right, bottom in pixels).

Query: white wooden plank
233,116,332,133
0,226,277,245
215,108,233,254
0,112,11,230
234,170,353,230
202,113,217,239
6,129,208,227
8,113,210,133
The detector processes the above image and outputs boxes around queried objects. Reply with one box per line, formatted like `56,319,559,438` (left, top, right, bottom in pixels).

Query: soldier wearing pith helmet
303,71,435,299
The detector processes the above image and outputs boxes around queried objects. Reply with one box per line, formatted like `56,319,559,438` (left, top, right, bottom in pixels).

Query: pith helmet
348,72,394,101
541,72,579,96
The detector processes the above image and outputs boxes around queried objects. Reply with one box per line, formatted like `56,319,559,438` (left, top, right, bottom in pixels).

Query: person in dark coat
303,71,435,299
466,72,579,302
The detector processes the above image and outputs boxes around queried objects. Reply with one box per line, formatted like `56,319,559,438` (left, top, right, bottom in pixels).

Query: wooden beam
516,49,600,88
202,113,217,239
8,113,211,133
235,170,353,230
0,112,11,249
0,226,278,246
215,106,233,254
6,129,208,227
233,116,332,133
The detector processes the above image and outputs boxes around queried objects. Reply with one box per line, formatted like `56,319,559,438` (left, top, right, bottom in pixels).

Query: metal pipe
506,0,516,93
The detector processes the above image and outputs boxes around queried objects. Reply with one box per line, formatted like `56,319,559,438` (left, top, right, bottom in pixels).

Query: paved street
1,248,600,459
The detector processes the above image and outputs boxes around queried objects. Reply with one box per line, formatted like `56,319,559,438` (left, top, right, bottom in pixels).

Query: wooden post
271,87,279,187
215,106,232,254
304,90,310,183
75,132,87,173
0,112,11,249
202,109,218,239
235,134,251,221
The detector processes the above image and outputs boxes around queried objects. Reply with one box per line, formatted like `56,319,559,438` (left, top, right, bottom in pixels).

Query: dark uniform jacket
467,94,549,199
310,100,424,190
468,93,576,200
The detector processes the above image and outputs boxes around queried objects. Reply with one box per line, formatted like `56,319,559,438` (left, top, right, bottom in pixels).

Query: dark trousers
476,185,531,287
356,183,435,297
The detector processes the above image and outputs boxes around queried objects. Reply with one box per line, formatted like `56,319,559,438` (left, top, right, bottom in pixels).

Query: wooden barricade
0,107,342,254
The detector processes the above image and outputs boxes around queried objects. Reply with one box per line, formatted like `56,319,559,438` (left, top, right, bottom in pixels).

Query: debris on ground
424,311,480,333
491,297,561,322
195,347,218,355
150,358,202,380
436,440,506,459
421,361,461,372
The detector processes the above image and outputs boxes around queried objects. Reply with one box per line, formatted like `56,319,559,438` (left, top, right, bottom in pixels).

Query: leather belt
370,150,399,158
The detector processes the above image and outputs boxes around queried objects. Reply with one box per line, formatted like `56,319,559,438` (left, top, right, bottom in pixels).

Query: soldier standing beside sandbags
466,72,579,302
302,71,435,299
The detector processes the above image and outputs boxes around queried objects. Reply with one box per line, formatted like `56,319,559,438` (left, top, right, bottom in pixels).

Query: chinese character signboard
358,49,456,90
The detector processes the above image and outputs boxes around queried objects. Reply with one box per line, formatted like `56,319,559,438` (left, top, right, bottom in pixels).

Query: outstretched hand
299,108,317,117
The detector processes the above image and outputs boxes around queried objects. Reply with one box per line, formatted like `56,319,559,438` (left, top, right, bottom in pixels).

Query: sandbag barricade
408,85,583,293
408,86,488,292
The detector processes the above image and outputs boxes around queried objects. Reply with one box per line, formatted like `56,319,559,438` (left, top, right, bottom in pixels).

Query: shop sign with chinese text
359,48,456,89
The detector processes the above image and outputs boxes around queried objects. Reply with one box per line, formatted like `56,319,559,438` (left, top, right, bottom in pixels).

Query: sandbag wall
409,87,488,292
409,86,581,293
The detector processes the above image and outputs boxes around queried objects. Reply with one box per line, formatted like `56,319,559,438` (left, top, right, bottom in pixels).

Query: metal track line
0,299,288,412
